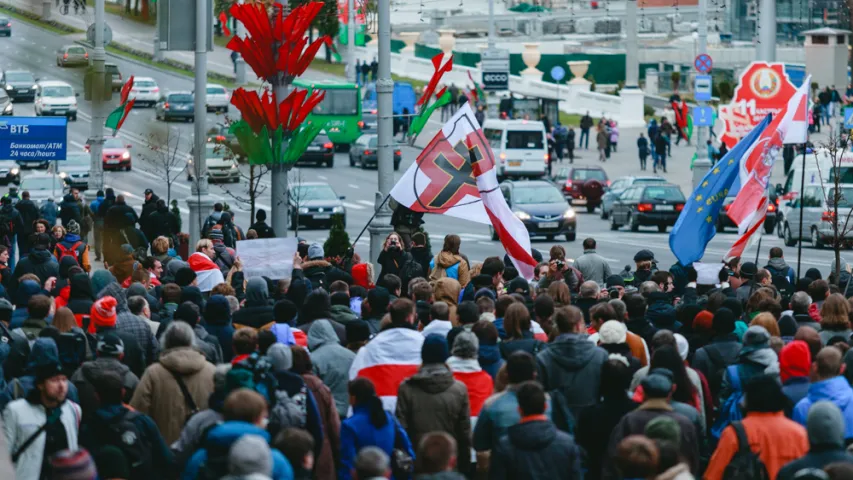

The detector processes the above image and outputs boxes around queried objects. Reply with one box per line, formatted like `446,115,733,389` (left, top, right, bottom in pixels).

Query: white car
129,77,160,107
19,173,64,205
205,84,230,113
34,80,78,120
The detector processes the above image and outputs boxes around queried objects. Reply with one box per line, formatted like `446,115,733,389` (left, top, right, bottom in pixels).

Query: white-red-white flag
188,252,225,292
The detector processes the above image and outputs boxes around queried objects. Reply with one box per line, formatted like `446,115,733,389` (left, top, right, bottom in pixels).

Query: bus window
483,128,502,149
314,89,359,115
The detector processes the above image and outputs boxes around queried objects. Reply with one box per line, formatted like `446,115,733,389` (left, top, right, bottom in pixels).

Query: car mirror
339,195,346,200
126,144,132,149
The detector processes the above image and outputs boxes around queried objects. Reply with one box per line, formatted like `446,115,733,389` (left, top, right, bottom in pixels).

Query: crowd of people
4,185,853,479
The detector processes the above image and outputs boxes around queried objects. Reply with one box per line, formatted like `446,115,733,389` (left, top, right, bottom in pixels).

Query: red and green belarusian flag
105,75,136,134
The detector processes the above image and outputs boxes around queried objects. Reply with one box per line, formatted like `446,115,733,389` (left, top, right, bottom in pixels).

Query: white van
34,80,78,121
482,119,548,178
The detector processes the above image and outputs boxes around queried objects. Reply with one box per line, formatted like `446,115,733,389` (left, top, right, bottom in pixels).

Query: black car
296,134,335,168
0,160,20,185
0,89,12,116
349,134,401,170
1,70,36,102
493,179,577,241
718,193,778,234
609,183,686,233
288,181,347,229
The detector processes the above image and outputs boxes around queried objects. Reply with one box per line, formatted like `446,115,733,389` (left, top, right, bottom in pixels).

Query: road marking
357,200,374,207
342,201,366,210
348,184,360,189
317,175,327,180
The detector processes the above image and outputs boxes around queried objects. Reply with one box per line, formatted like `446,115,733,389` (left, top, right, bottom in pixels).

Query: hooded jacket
793,376,853,441
339,406,414,480
0,203,23,247
308,320,356,418
70,356,140,416
39,199,57,226
778,401,853,480
182,421,294,480
129,346,216,444
203,297,236,362
232,278,275,330
329,304,359,325
59,193,82,227
766,257,796,285
691,333,742,400
410,245,432,281
302,259,354,288
536,333,609,417
12,246,59,286
645,292,681,332
144,204,179,243
490,419,582,480
434,278,461,322
429,251,470,287
478,343,504,380
9,279,42,329
397,363,471,474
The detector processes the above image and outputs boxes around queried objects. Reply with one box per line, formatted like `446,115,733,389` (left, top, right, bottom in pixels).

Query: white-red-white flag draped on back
390,104,538,279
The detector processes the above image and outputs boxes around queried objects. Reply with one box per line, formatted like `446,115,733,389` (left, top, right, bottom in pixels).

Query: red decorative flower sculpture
230,87,325,136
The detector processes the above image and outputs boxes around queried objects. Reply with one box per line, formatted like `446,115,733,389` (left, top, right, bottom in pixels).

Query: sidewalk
1,0,341,84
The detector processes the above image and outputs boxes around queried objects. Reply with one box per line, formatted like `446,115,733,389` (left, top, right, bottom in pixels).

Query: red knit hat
780,340,812,383
693,310,714,332
351,263,375,289
91,296,118,329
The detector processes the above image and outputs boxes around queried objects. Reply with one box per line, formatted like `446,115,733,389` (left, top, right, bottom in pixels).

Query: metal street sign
846,108,853,129
86,22,113,47
0,117,67,161
694,74,713,102
693,106,715,127
481,48,510,91
158,0,213,52
694,53,713,74
550,66,566,82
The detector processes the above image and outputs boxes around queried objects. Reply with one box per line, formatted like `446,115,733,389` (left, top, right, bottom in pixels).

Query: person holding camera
377,232,412,285
537,246,582,293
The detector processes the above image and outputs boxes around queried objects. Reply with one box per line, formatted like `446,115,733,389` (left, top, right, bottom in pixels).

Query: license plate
540,222,559,228
18,89,27,93
307,146,321,151
107,160,119,164
508,161,522,167
313,214,331,219
656,205,674,211
55,110,66,115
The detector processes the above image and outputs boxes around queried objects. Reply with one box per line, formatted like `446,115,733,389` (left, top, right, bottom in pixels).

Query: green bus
292,79,362,147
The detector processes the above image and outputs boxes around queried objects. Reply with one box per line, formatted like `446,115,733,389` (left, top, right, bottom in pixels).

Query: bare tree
215,160,272,224
140,124,188,205
288,168,308,236
812,127,853,281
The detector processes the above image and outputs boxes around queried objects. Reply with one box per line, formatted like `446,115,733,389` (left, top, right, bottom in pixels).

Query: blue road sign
693,106,715,127
694,74,713,102
694,54,713,74
0,117,67,162
845,108,853,129
550,66,566,82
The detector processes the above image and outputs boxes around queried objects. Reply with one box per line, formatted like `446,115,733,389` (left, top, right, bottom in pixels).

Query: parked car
609,183,686,233
86,137,132,171
288,181,346,229
34,80,78,120
19,173,64,205
204,84,230,113
207,122,245,158
0,89,12,116
55,45,89,67
600,175,666,219
348,134,401,170
129,77,160,107
155,92,194,122
492,179,576,241
552,165,610,213
57,152,90,190
0,16,11,37
105,63,123,91
0,160,20,185
1,70,36,102
718,193,777,234
187,144,239,183
296,134,334,168
782,183,853,249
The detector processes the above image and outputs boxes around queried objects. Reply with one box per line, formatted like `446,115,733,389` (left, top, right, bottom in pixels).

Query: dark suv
494,179,577,241
552,165,610,213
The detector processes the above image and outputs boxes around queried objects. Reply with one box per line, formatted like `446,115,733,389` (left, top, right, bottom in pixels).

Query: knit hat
175,267,198,287
96,333,124,357
205,295,232,325
266,343,293,371
598,320,628,344
175,302,200,327
474,288,497,302
693,310,714,332
674,333,689,361
308,243,324,260
722,297,744,319
208,226,224,241
644,416,682,447
451,331,479,359
808,401,846,448
507,277,530,296
641,368,674,399
712,307,736,336
273,299,299,324
780,340,812,383
740,261,758,277
346,320,371,344
256,209,267,221
606,275,626,288
93,446,130,480
66,220,80,235
422,334,449,364
31,338,63,382
351,263,374,289
91,296,118,329
741,325,771,354
778,314,799,338
229,434,273,476
49,449,97,480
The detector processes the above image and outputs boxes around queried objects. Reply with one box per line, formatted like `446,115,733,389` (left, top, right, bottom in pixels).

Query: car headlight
514,211,531,220
298,207,309,214
231,163,237,169
121,152,130,159
332,206,344,214
59,172,67,178
3,104,11,112
10,168,18,175
31,84,37,90
4,85,11,90
564,208,576,219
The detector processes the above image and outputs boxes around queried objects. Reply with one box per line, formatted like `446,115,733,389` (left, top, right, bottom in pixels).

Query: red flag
417,53,453,107
220,11,231,37
119,75,134,106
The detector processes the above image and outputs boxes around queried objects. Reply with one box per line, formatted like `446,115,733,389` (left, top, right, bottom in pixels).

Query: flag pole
796,143,806,280
754,231,763,265
351,194,391,249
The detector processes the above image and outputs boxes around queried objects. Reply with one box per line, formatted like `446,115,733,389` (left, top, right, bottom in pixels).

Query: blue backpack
429,258,459,280
711,365,744,440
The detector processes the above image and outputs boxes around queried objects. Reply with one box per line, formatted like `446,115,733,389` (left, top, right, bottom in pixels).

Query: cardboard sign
236,237,299,280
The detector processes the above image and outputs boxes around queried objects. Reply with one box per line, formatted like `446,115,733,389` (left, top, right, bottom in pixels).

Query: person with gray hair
639,281,660,297
778,401,853,479
354,446,391,480
788,291,821,331
265,343,326,446
130,320,216,445
226,434,273,479
446,330,494,423
226,295,240,314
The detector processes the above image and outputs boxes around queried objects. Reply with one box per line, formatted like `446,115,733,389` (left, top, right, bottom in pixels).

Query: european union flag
669,115,773,266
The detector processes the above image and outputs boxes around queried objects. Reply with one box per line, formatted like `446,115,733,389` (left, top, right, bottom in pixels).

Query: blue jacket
644,292,680,332
793,377,853,439
338,406,414,480
203,323,236,363
90,196,104,225
478,344,504,380
782,377,810,417
39,200,57,227
182,421,293,480
472,388,552,452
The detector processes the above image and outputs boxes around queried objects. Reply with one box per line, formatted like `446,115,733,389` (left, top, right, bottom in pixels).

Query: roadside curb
0,3,83,34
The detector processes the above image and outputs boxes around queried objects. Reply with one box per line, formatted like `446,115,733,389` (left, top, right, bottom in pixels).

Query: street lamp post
89,0,106,193
691,0,712,190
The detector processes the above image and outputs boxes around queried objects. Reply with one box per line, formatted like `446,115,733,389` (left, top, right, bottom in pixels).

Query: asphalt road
0,20,847,275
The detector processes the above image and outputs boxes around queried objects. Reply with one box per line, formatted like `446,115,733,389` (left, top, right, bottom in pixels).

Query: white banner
236,237,299,280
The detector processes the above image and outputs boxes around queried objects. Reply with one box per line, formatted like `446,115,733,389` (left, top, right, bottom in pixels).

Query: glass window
803,187,822,207
169,94,193,102
506,130,544,149
41,86,74,97
64,153,89,165
362,84,376,101
483,128,502,149
206,87,227,95
21,176,61,191
571,169,607,181
312,89,358,115
610,180,626,191
512,186,566,204
830,167,853,184
68,47,86,54
368,137,378,148
621,188,638,202
642,186,685,202
205,145,225,157
103,138,125,149
291,185,338,201
135,80,157,88
6,72,34,83
828,187,853,208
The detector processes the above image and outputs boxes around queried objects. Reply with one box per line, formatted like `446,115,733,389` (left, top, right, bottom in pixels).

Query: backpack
56,241,83,262
766,265,794,305
95,409,155,480
268,384,309,437
722,421,770,480
56,330,88,374
711,365,744,440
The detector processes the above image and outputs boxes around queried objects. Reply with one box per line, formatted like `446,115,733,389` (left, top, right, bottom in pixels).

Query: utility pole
624,0,638,88
235,0,246,85
758,0,776,61
270,0,291,237
89,0,106,193
186,0,213,248
367,0,394,265
485,0,499,118
153,9,164,62
41,0,51,21
691,0,711,190
346,0,356,82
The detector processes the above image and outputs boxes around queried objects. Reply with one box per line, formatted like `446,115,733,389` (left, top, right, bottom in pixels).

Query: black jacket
625,316,659,346
576,396,639,480
59,194,82,227
14,199,39,235
13,248,59,286
0,204,23,247
95,326,146,378
691,333,742,400
490,420,582,480
537,334,609,418
777,447,853,480
645,292,681,332
143,205,179,242
377,249,411,284
249,221,275,239
105,202,138,231
301,259,353,289
409,245,432,281
140,194,160,221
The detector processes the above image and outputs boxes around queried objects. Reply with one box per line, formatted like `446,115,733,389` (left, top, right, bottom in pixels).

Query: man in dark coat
104,195,139,265
690,307,742,402
140,188,159,223
249,209,275,239
490,381,582,480
0,196,23,272
59,192,82,228
15,191,39,256
144,199,179,243
12,233,59,287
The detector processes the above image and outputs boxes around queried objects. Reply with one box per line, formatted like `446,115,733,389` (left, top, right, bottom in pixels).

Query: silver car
19,174,64,205
57,152,90,190
782,183,853,249
187,143,239,183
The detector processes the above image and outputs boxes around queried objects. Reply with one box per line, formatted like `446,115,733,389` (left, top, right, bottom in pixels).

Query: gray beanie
451,331,479,359
308,243,324,260
808,401,846,448
267,343,293,372
229,434,273,476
